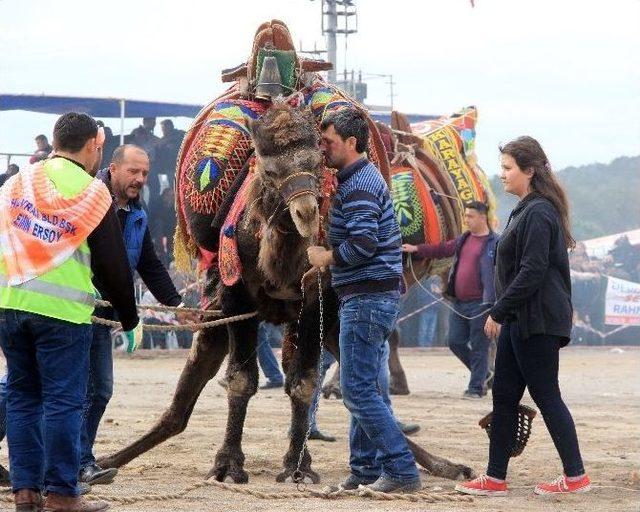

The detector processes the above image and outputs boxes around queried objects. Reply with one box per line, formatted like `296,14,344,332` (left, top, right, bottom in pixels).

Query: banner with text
605,276,640,326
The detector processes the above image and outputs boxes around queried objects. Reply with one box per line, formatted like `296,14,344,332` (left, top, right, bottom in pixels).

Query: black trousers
487,321,585,480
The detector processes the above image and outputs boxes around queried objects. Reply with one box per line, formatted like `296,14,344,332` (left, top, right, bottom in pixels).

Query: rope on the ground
91,311,258,332
77,479,474,505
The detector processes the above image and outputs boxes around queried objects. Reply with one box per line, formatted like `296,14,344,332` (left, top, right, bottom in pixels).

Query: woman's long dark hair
500,136,576,249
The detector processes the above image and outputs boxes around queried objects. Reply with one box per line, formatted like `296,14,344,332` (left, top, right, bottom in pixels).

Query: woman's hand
401,244,418,253
484,316,501,340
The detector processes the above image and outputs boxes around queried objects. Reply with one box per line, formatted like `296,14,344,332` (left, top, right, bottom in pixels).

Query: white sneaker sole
534,484,591,495
454,484,508,496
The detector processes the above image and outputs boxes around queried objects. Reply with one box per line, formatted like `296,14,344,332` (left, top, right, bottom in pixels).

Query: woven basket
479,404,537,457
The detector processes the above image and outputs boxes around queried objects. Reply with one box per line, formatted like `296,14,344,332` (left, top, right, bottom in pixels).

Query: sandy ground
1,346,639,512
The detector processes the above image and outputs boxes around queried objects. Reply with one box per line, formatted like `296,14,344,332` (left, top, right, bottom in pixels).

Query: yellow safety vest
0,158,101,323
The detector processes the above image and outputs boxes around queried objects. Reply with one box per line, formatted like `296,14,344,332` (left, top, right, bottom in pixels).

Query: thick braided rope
94,299,221,316
73,480,474,504
91,311,257,332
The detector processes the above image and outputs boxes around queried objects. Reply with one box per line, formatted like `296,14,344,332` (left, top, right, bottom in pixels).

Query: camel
99,20,475,483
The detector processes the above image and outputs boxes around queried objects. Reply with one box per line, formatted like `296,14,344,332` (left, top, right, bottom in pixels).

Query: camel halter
267,171,320,227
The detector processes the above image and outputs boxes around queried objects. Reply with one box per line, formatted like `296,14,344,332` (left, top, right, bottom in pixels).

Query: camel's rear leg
388,329,410,395
98,325,228,468
207,315,259,484
321,363,341,399
406,438,476,480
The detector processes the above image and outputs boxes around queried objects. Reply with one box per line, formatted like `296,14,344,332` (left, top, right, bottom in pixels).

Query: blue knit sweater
329,158,402,297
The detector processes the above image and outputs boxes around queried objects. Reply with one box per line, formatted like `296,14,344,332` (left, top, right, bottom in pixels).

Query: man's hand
174,302,199,323
484,316,501,340
401,244,418,253
307,246,333,271
301,266,323,291
125,321,144,353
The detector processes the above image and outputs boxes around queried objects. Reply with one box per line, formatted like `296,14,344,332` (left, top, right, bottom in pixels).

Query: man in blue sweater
307,109,420,494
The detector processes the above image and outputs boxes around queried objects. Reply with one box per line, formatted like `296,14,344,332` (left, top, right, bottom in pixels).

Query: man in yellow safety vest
0,112,141,512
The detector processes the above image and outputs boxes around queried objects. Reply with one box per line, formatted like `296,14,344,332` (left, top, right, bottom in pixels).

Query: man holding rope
81,144,185,486
402,201,498,398
0,113,141,512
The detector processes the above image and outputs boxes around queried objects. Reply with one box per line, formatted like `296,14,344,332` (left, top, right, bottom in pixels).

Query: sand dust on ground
1,346,638,512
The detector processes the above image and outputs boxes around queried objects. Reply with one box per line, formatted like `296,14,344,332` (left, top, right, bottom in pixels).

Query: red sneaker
455,475,508,496
534,474,592,495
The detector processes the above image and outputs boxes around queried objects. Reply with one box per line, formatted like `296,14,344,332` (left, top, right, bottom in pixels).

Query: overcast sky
1,0,638,174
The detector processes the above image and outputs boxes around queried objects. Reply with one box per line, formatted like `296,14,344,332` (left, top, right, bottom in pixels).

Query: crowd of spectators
569,235,640,345
4,117,184,265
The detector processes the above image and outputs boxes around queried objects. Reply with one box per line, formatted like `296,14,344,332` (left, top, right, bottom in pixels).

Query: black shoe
338,473,375,490
462,389,484,399
397,421,421,436
78,482,92,495
364,475,421,494
259,380,283,390
79,463,118,485
308,430,336,442
0,463,10,487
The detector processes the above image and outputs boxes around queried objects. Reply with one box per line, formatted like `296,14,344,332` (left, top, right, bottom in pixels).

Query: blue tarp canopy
0,94,202,118
368,111,439,125
0,94,437,124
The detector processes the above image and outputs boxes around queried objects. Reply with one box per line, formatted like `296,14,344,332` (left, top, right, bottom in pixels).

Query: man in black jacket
80,145,183,486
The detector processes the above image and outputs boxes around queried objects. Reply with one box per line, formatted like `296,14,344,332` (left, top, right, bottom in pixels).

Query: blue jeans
80,324,113,469
0,374,6,443
257,322,284,384
339,292,419,484
448,299,491,394
309,342,392,432
0,310,91,496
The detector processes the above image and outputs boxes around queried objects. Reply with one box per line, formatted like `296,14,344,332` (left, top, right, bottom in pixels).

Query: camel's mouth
289,194,320,238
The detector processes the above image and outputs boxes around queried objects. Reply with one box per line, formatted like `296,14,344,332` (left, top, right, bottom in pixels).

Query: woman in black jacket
456,136,590,496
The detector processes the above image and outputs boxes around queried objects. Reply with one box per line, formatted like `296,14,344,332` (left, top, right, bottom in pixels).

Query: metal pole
119,99,125,145
326,0,337,83
389,74,394,111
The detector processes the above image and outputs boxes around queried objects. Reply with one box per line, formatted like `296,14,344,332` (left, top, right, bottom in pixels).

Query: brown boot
14,488,43,512
42,494,108,512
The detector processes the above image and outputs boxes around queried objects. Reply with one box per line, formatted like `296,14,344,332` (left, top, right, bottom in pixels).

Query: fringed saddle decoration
219,170,256,287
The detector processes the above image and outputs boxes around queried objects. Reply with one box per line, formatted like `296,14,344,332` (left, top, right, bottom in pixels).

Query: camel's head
247,101,322,238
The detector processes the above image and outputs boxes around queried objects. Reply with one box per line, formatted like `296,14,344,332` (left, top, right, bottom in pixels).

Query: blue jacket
445,230,499,305
96,168,148,271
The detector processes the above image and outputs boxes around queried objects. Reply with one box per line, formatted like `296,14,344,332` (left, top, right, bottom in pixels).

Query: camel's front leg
207,285,259,484
388,329,410,395
98,324,229,468
277,321,320,484
277,289,339,484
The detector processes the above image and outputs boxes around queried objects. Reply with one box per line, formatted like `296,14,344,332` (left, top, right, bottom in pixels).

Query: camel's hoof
276,467,320,484
321,385,341,400
206,464,249,484
457,465,476,480
389,383,410,395
96,455,117,469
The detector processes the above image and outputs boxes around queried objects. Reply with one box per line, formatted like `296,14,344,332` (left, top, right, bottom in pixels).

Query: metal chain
292,268,325,487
